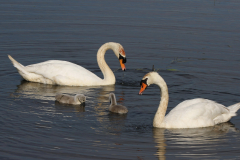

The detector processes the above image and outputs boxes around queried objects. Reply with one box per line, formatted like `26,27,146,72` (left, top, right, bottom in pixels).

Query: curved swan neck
97,43,116,85
152,74,169,128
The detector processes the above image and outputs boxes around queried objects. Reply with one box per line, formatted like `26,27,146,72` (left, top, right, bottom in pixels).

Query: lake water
1,0,240,159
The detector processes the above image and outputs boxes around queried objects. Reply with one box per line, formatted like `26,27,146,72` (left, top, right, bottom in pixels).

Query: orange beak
139,83,148,95
119,59,126,71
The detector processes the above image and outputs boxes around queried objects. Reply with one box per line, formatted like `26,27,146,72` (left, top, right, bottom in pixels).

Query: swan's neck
97,43,116,85
153,76,169,128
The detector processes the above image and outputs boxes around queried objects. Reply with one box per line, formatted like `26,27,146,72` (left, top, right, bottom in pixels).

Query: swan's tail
8,55,28,76
228,103,240,116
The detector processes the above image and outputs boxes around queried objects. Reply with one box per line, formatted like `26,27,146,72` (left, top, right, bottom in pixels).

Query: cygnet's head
76,94,86,104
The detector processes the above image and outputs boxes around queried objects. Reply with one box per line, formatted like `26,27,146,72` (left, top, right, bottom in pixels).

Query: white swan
139,72,240,128
109,93,128,114
8,42,127,86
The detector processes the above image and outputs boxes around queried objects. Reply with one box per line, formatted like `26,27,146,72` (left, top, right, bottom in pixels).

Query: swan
8,42,127,86
109,93,128,114
55,93,86,105
139,72,240,128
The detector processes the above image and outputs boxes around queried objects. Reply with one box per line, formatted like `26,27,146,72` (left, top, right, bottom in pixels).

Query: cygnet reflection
109,93,128,114
55,93,86,105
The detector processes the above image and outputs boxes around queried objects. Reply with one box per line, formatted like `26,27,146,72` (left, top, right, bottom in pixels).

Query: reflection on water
55,101,86,112
106,113,127,135
153,122,238,159
116,91,125,105
153,128,166,160
91,85,128,136
95,85,116,103
12,80,127,135
165,122,238,144
12,80,115,101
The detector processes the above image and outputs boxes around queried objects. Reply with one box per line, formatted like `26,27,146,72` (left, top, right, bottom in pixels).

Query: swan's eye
119,54,127,63
140,78,148,86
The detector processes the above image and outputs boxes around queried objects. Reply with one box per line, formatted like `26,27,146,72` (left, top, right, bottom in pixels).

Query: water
1,0,240,159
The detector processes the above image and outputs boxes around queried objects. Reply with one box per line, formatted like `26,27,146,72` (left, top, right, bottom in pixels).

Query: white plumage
139,72,240,128
8,42,127,86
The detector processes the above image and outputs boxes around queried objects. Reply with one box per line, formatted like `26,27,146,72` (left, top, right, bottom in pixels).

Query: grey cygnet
55,94,86,105
109,93,128,114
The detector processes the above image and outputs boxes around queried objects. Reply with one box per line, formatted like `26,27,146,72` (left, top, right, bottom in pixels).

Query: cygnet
55,94,86,105
109,93,128,114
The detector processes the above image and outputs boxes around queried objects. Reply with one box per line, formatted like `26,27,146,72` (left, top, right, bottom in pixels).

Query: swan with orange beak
8,42,127,86
139,71,240,128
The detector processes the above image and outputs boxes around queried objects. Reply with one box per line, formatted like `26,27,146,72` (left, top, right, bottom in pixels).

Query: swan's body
109,93,128,114
55,94,86,105
139,72,240,128
8,42,127,86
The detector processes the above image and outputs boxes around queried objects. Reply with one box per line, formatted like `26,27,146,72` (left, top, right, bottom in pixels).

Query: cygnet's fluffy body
55,94,86,105
109,93,128,114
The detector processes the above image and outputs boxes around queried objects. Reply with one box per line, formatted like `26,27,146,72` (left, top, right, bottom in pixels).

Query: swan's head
119,53,126,71
139,72,158,95
112,43,127,71
139,77,149,95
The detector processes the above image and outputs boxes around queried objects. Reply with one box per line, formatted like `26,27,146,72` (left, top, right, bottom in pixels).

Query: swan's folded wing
171,98,217,112
25,60,102,85
165,100,230,128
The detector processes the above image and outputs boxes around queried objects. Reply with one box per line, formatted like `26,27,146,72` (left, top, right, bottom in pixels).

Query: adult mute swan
109,93,128,114
8,42,127,86
139,72,240,128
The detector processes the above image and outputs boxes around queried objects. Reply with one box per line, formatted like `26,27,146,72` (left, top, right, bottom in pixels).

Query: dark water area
1,0,240,159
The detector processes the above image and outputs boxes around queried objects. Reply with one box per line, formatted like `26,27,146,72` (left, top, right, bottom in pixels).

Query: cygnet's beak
139,83,147,95
119,59,126,71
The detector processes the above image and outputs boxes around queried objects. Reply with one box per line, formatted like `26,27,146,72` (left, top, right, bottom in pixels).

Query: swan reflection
153,122,238,160
55,101,86,112
12,80,115,101
12,80,118,112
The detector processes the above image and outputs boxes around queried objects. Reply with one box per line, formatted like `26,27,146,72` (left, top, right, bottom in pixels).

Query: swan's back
171,98,220,112
25,60,103,86
163,98,231,128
